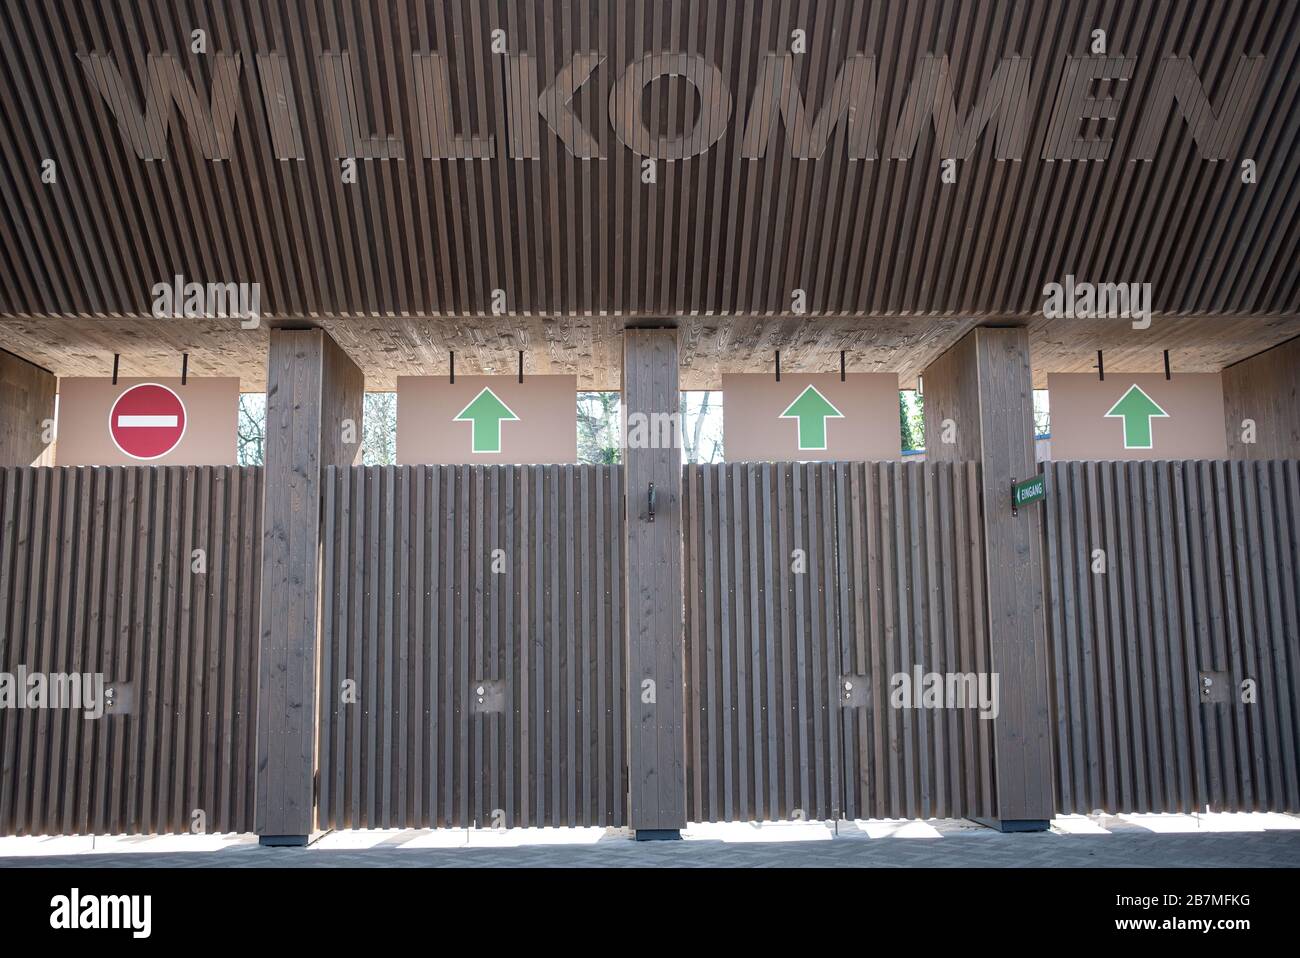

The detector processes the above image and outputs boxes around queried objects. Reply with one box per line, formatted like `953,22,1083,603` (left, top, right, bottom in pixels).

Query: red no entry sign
108,383,187,460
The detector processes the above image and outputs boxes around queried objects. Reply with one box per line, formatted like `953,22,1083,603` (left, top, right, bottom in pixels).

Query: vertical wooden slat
1099,460,1132,810
1264,461,1300,806
834,462,856,818
204,468,226,831
427,465,442,825
761,463,778,819
109,467,135,833
563,464,576,825
46,467,78,831
457,464,471,825
412,466,426,827
468,467,482,826
1161,462,1196,809
745,464,765,819
318,467,337,827
718,465,734,821
76,468,107,833
174,468,196,830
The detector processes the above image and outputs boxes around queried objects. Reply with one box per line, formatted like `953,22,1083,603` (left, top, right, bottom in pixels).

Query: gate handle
647,482,656,522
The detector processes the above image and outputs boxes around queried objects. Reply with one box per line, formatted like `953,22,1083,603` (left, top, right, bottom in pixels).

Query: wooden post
256,327,363,844
623,328,686,837
1222,336,1300,459
0,349,56,466
923,327,1053,830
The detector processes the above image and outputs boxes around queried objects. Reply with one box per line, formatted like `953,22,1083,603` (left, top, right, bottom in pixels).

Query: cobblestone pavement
2,815,1298,868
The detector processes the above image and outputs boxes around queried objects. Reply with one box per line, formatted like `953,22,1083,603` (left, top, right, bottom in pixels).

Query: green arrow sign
453,386,519,454
1104,384,1168,449
779,385,844,451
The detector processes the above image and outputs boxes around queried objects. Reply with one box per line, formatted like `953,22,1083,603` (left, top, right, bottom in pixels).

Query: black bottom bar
969,817,1052,833
634,829,682,841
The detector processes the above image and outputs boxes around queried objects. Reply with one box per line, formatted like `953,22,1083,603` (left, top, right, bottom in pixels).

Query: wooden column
623,328,686,837
0,349,56,466
1222,336,1300,459
923,327,1053,829
256,327,363,843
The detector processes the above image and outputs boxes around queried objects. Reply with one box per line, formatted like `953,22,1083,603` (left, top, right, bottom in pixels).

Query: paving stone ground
3,815,1299,868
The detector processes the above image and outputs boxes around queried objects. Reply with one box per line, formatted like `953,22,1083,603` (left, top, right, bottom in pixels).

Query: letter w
78,53,242,160
741,54,878,159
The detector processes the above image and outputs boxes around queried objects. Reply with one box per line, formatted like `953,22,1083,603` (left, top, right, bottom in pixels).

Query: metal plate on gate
104,681,134,716
471,679,506,714
839,675,869,708
1199,670,1230,704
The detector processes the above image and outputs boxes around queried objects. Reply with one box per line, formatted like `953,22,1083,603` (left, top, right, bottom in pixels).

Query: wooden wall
683,461,995,823
1223,336,1300,459
317,464,627,828
0,350,55,467
920,333,981,462
0,466,262,836
1044,460,1300,814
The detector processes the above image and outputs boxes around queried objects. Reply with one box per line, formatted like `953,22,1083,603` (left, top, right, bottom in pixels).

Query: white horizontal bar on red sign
116,415,179,427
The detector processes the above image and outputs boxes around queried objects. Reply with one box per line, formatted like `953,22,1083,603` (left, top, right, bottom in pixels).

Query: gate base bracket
259,829,333,847
968,817,1050,833
634,829,682,842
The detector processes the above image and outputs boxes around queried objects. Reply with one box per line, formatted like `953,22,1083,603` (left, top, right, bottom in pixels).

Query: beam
0,349,55,466
256,327,363,843
923,327,1053,830
623,328,686,837
1222,336,1300,459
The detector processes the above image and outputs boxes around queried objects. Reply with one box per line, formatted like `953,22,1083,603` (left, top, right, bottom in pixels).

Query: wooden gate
317,464,627,829
682,461,995,823
0,466,263,837
1043,459,1300,814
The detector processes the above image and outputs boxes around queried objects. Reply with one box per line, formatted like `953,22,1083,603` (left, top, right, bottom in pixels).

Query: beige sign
396,375,577,465
722,373,901,462
55,377,239,466
1048,373,1227,460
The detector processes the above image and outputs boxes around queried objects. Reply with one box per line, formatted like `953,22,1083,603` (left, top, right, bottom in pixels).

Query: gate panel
318,464,626,829
683,462,842,823
834,462,995,821
0,466,262,836
1044,460,1300,814
683,461,994,823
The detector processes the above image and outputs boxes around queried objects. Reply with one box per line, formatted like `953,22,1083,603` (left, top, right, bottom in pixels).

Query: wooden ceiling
0,1,1297,388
